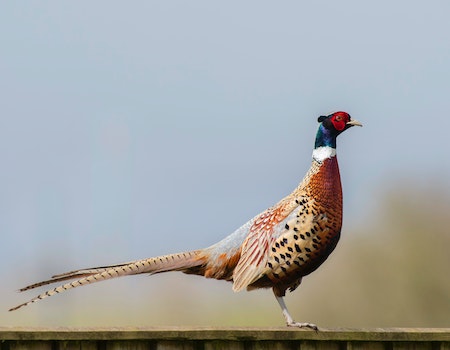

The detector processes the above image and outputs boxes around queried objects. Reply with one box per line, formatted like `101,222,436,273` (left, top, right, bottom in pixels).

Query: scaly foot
286,321,318,330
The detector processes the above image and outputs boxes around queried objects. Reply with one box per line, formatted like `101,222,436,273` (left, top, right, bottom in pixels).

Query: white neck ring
312,146,336,162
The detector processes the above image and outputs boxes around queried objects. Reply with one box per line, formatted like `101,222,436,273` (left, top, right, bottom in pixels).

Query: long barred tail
9,250,205,311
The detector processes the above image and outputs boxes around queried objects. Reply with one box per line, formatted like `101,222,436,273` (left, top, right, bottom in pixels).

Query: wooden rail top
1,327,449,340
1,327,449,349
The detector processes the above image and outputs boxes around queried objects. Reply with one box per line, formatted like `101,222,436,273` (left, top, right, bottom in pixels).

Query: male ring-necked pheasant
10,111,361,329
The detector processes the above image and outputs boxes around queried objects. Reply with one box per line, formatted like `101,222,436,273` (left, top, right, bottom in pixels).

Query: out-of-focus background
1,2,449,327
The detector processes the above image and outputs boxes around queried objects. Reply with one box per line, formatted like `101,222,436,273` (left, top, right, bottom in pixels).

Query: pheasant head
313,111,362,161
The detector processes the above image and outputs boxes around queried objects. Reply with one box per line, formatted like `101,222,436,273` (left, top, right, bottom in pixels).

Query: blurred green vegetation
4,183,450,327
296,183,450,327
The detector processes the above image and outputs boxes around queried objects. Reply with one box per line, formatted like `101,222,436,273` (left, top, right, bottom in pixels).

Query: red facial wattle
331,112,350,131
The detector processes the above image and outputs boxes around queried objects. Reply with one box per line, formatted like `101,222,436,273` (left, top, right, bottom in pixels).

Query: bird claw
287,321,318,331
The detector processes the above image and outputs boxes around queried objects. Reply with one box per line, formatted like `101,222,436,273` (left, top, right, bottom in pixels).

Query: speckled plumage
10,111,361,329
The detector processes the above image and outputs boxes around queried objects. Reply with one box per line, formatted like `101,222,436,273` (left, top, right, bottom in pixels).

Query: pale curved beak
347,119,363,127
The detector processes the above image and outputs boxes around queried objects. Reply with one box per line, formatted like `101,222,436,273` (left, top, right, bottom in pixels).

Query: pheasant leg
275,294,318,330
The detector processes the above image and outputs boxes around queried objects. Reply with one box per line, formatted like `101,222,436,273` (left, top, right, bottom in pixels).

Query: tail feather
10,250,204,311
18,268,119,292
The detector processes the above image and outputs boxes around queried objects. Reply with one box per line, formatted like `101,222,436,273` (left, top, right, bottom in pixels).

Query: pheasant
10,111,361,329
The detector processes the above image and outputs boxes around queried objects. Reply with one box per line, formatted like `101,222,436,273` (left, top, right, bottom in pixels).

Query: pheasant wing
232,200,297,291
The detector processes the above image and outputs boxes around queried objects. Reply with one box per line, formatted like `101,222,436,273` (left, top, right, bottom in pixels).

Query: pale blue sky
1,1,450,323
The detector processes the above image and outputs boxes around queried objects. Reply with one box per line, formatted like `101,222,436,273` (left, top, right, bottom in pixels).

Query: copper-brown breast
256,157,344,292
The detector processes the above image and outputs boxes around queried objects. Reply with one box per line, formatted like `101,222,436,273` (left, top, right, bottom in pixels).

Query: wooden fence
0,327,449,350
